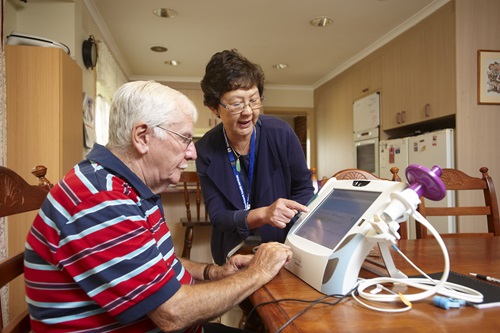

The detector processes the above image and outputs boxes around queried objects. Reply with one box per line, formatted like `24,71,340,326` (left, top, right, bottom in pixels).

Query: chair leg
182,226,194,259
399,221,408,239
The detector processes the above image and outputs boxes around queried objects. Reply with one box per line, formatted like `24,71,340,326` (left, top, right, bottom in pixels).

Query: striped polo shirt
25,144,199,332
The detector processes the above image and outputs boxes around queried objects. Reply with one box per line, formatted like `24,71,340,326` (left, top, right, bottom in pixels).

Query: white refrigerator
379,128,455,238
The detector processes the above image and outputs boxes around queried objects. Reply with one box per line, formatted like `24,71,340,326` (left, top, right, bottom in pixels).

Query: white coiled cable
352,211,483,312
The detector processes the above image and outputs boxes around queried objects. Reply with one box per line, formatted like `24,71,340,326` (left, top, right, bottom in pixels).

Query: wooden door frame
264,106,315,169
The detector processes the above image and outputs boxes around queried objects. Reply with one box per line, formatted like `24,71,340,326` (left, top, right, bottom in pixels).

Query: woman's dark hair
201,49,265,109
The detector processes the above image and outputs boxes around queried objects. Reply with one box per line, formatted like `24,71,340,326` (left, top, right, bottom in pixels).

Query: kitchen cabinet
6,45,83,186
381,43,404,130
422,2,456,121
381,3,455,131
351,56,382,100
5,44,83,319
382,28,426,129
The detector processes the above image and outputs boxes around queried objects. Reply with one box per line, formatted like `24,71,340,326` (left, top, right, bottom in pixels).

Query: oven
354,127,379,176
353,92,380,176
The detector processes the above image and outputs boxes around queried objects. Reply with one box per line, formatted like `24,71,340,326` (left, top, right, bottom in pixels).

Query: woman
196,49,314,265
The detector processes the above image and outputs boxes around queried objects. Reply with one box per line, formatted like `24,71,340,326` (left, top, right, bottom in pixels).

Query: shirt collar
86,143,156,199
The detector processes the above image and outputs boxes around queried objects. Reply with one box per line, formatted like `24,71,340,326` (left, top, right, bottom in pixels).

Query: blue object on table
433,296,466,310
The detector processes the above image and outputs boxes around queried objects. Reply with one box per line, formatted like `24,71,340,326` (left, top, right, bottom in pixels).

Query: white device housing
285,178,407,295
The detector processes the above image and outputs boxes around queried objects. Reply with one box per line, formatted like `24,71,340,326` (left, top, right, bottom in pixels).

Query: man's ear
132,123,150,155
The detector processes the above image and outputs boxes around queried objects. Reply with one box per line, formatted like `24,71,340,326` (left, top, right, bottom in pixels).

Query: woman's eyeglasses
219,97,265,115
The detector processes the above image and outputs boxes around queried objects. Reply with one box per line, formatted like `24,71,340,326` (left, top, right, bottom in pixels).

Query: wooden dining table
250,237,500,333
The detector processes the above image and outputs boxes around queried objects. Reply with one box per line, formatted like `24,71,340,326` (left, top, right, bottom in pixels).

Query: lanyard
223,127,256,210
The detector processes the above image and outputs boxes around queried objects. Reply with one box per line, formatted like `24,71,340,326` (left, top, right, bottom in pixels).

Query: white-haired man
25,81,292,333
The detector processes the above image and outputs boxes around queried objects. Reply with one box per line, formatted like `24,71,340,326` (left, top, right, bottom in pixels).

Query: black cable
244,286,357,333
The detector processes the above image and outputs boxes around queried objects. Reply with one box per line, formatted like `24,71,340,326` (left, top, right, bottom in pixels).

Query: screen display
294,189,381,250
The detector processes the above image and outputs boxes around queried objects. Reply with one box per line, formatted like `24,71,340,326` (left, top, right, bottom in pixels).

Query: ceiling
87,0,448,89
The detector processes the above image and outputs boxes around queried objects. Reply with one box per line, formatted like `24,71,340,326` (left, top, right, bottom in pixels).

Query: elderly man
24,81,292,333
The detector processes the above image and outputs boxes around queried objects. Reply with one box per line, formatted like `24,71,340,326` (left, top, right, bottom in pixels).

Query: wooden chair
310,167,319,193
0,165,52,333
320,167,402,186
178,171,211,259
415,167,500,239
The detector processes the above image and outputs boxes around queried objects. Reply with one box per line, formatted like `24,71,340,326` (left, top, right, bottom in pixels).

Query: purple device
381,164,447,224
405,164,447,201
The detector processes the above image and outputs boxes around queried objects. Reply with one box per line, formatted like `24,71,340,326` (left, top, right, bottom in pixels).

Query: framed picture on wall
477,50,500,105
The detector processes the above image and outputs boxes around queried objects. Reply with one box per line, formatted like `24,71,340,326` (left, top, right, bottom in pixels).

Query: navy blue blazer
195,115,314,264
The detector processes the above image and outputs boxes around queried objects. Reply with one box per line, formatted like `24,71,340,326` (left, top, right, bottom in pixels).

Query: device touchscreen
294,189,382,250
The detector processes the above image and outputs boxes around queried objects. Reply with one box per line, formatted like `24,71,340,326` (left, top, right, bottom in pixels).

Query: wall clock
82,35,98,69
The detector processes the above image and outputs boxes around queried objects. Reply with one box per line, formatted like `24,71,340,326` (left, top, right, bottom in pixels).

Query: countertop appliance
353,92,380,175
379,128,455,238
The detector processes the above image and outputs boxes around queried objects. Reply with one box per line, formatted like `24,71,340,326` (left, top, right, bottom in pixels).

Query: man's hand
213,254,253,279
248,242,293,282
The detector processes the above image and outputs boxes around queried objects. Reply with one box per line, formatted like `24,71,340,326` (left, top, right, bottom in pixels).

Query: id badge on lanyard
223,127,255,210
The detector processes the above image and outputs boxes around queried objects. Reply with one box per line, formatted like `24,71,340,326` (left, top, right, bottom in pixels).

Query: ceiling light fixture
153,8,178,18
164,60,180,66
273,63,288,70
310,16,333,27
150,46,168,52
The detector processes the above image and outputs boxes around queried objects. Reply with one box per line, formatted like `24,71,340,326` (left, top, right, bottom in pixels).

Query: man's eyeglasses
219,97,265,115
156,126,193,150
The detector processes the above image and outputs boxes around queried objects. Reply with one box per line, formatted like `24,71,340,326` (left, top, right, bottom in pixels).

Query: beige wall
454,0,500,232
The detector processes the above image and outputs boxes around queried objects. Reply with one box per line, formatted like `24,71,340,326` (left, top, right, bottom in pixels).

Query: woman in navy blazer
196,50,314,265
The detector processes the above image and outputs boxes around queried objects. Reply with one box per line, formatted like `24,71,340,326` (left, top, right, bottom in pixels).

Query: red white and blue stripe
25,144,199,332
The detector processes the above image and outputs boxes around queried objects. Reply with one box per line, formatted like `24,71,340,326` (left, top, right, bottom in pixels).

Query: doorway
264,109,312,166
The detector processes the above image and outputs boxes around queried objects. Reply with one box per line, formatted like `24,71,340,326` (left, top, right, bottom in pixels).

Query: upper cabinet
6,45,83,181
351,56,382,100
381,28,425,129
422,2,456,121
381,3,456,131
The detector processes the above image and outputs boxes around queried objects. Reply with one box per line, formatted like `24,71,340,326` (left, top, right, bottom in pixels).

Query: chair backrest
0,165,52,333
416,167,500,239
178,171,211,259
321,167,401,187
310,167,319,193
179,171,207,223
321,167,407,239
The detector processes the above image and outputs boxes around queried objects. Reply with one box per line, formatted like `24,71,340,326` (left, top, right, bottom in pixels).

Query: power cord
245,287,356,333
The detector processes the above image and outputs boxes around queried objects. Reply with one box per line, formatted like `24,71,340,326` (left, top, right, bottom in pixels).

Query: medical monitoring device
285,165,484,311
285,177,407,295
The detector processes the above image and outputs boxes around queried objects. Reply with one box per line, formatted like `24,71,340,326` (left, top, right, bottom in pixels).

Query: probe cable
353,211,483,312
